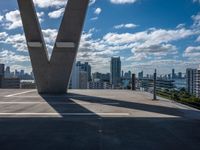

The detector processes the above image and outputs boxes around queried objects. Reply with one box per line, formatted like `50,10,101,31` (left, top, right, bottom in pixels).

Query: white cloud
110,0,138,4
183,46,200,58
91,17,98,21
3,10,44,30
0,15,3,21
42,29,58,56
103,28,195,45
193,0,200,3
9,65,32,73
3,34,27,52
196,35,200,42
48,8,65,19
0,32,8,40
94,8,102,15
114,23,138,29
192,12,200,27
133,43,177,55
89,0,96,5
0,28,57,53
176,23,185,29
4,10,22,30
33,0,95,8
0,50,29,64
33,0,67,8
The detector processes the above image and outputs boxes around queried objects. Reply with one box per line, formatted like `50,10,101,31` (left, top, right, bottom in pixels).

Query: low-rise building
88,81,111,89
2,78,20,89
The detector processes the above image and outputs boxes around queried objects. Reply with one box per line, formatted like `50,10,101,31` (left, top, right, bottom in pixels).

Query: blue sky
0,0,200,75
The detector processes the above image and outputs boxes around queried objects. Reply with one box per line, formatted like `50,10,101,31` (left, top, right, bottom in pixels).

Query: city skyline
0,0,200,74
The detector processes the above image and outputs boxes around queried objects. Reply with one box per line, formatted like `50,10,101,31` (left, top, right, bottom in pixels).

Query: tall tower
172,69,175,79
110,57,121,88
0,64,5,88
196,66,200,98
186,68,196,95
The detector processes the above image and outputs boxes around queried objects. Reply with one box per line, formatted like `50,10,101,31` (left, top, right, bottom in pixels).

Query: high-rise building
76,61,91,81
186,68,197,96
70,64,80,89
124,71,132,79
172,69,176,79
70,63,88,89
0,64,5,77
0,64,5,88
110,57,121,88
178,72,182,79
138,71,143,79
5,66,11,78
195,66,200,98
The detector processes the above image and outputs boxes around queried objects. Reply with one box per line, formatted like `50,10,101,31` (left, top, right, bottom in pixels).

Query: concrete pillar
17,0,89,94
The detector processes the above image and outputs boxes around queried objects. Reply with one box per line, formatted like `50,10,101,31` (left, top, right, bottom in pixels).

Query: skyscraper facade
186,68,197,96
138,71,143,79
195,66,200,98
70,62,88,89
172,69,175,79
110,57,121,88
76,61,91,81
0,64,5,77
0,64,5,88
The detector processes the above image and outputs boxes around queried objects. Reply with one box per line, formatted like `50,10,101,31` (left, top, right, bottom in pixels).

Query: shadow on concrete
0,92,200,150
53,92,199,118
39,94,100,118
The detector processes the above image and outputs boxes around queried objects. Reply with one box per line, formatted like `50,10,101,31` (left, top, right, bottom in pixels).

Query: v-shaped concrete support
17,0,89,94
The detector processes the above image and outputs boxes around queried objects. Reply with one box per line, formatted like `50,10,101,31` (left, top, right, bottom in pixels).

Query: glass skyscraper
110,57,121,88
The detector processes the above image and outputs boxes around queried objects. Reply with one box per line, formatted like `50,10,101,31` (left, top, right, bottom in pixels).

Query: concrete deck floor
0,89,199,150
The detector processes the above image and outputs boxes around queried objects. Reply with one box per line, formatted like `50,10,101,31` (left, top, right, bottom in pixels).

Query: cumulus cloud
0,15,3,21
33,0,67,8
0,50,29,64
3,34,27,52
76,27,195,71
3,10,22,30
48,8,65,18
2,10,44,30
114,23,138,29
103,28,195,45
91,17,98,21
133,43,177,55
193,0,200,3
110,0,138,4
34,0,96,8
183,46,200,58
94,8,102,15
192,12,200,28
89,0,96,5
0,32,8,40
0,28,57,53
196,35,200,42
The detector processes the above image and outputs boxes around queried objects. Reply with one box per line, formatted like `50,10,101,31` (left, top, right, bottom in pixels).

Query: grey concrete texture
0,89,200,150
17,0,89,94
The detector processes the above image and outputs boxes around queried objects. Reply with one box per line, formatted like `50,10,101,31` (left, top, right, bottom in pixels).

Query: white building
70,64,88,89
88,81,111,89
186,67,200,98
195,66,200,98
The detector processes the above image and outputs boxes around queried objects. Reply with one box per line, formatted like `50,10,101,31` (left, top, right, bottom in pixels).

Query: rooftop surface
0,89,200,150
